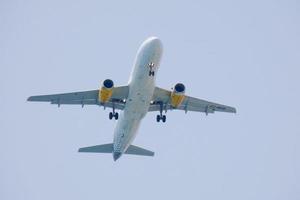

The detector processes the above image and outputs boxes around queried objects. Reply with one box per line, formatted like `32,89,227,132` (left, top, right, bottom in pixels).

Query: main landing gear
156,114,166,123
156,101,166,123
109,111,118,120
148,62,155,76
109,102,118,120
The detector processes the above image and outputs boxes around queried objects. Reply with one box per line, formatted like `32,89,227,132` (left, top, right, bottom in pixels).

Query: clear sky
1,0,299,199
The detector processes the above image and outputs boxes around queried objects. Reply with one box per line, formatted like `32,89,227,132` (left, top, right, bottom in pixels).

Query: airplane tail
78,143,154,157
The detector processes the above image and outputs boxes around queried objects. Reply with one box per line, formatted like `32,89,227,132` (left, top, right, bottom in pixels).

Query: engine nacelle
98,79,114,103
170,83,186,107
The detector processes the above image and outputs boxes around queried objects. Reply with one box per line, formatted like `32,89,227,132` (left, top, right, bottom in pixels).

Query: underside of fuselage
112,37,163,160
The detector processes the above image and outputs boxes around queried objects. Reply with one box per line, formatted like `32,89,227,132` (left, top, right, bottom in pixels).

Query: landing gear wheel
156,115,161,122
149,71,155,76
162,115,166,123
115,112,119,120
109,112,113,120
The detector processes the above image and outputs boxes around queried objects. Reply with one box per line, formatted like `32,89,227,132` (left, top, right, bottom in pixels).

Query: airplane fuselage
112,37,163,160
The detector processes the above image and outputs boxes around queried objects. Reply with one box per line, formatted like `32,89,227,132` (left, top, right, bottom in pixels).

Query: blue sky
1,0,299,199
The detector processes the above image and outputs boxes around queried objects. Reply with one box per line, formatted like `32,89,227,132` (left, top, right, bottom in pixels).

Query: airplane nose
143,36,163,51
148,36,160,43
113,152,122,161
149,37,162,48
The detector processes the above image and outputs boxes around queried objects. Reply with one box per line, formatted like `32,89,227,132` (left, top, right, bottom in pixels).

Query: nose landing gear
149,71,155,76
148,62,155,76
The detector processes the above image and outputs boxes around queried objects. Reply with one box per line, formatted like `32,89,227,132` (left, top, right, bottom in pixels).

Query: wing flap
28,86,129,110
182,96,237,113
27,90,98,102
151,86,236,114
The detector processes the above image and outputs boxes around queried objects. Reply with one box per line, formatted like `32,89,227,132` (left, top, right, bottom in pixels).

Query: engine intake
103,79,114,89
98,79,114,103
174,83,185,93
171,83,186,107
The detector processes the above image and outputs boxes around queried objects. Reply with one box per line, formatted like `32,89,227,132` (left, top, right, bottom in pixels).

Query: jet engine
98,79,114,103
170,83,186,107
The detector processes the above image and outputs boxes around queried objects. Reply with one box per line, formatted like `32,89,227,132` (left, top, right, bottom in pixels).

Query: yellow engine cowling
170,83,185,107
98,79,114,103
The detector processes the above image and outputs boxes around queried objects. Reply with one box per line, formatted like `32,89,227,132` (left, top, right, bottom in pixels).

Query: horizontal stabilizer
78,143,154,157
125,145,154,156
78,143,113,153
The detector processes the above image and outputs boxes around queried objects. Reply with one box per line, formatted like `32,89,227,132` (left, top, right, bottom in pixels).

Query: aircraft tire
162,115,166,123
156,115,161,122
109,112,113,120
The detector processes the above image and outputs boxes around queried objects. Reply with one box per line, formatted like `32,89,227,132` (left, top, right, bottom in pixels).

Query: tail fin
125,145,154,156
78,143,113,153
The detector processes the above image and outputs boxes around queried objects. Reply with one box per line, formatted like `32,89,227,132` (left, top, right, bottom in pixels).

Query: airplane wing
150,87,236,114
27,86,129,110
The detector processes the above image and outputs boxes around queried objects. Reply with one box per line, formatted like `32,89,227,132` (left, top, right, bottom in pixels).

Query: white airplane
28,37,236,161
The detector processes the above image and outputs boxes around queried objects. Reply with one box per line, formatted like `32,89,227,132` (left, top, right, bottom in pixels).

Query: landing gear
156,101,166,123
109,101,119,120
162,115,166,122
109,112,118,120
148,71,155,76
156,114,166,123
156,115,160,122
148,62,155,76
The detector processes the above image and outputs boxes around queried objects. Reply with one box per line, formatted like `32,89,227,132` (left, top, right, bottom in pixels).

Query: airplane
28,37,236,161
